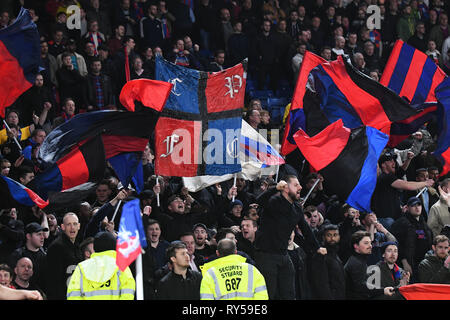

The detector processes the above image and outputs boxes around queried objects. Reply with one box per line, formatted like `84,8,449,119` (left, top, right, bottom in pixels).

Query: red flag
119,79,173,112
399,284,450,300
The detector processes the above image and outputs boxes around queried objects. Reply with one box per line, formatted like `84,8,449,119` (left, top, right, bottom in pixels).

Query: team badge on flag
116,199,147,272
154,55,246,176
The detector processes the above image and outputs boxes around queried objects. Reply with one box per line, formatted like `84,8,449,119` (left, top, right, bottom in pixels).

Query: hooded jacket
67,250,135,300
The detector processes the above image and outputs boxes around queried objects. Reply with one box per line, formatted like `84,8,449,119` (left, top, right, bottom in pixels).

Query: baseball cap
25,222,49,234
407,197,422,207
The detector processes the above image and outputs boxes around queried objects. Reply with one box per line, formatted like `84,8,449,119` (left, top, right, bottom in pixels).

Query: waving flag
282,52,417,155
380,40,446,105
434,78,450,176
154,56,246,177
0,175,48,209
30,135,106,200
307,55,417,134
32,111,160,206
0,7,40,117
183,120,284,192
380,40,447,147
293,120,388,212
281,51,326,156
399,284,450,300
119,78,172,112
116,199,147,272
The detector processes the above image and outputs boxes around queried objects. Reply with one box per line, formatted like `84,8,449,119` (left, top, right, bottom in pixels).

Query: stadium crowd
0,0,450,300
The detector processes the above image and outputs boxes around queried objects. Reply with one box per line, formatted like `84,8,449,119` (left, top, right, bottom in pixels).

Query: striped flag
0,175,48,209
380,39,447,105
380,40,447,146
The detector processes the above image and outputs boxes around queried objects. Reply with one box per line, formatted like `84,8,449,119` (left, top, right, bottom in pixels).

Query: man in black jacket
150,193,222,242
310,224,346,300
418,235,450,284
344,230,395,299
391,197,433,282
56,53,87,110
45,212,83,300
155,241,202,300
8,223,48,293
254,176,326,300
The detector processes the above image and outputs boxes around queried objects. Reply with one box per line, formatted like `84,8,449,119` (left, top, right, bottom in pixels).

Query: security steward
200,238,268,300
67,232,136,300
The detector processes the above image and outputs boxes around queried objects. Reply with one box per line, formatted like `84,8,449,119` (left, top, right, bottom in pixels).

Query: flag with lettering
154,55,246,176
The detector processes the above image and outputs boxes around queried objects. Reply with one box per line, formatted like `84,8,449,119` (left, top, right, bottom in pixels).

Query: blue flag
116,199,147,271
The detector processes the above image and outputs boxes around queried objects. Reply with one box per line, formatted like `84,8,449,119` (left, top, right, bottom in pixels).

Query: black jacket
56,66,86,108
254,187,320,255
45,232,83,300
84,73,115,109
310,245,346,300
156,269,202,300
390,212,433,270
8,246,47,291
344,253,385,300
151,197,222,242
0,218,24,263
418,253,450,284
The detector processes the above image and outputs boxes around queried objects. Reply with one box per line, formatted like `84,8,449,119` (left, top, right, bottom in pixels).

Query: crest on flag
154,56,247,177
116,199,147,271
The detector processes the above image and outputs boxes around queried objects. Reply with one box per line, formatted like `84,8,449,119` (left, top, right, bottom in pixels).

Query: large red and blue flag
0,7,40,117
30,111,162,207
380,40,447,147
293,119,389,213
282,52,417,155
116,199,147,272
30,135,106,200
154,55,246,177
0,175,48,209
434,77,450,176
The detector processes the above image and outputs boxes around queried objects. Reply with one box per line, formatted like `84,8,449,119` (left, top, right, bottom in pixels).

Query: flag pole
232,174,237,202
275,165,280,182
156,176,160,207
302,178,320,205
111,200,122,222
416,187,427,198
3,120,22,151
135,253,144,300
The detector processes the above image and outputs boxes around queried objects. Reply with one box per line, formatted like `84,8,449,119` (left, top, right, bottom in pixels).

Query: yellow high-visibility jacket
200,254,268,300
67,250,135,300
